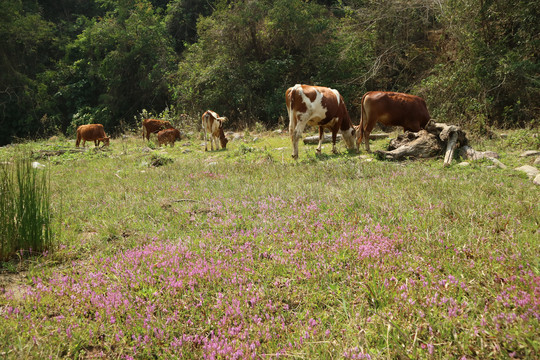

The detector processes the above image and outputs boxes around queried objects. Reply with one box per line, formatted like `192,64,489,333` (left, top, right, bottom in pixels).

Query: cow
356,91,431,152
157,128,181,147
286,84,357,159
202,110,228,151
142,119,174,141
76,124,110,148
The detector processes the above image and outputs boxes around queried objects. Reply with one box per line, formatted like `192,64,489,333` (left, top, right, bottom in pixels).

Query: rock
274,147,286,151
31,161,46,169
274,129,283,134
520,150,540,157
489,158,507,169
233,134,243,141
458,162,470,167
459,146,499,160
534,174,540,186
534,157,540,166
515,165,539,179
182,149,191,154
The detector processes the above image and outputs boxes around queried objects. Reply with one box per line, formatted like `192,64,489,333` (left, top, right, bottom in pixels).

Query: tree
0,0,55,145
61,0,177,132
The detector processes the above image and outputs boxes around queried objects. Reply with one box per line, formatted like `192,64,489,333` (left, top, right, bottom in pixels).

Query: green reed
0,156,52,261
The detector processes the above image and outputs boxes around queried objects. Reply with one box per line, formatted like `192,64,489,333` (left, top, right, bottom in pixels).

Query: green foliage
149,152,174,167
0,156,52,261
0,0,538,146
416,0,540,128
504,129,540,150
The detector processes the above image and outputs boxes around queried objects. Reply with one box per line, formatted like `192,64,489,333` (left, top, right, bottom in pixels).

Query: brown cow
202,110,228,151
356,91,431,152
286,84,357,159
76,124,110,147
142,119,173,141
157,128,181,147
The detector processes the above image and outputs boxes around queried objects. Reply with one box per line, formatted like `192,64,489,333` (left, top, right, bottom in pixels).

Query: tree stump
375,121,469,166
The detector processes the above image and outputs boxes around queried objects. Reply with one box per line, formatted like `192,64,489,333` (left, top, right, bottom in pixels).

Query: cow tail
287,87,296,131
358,92,368,144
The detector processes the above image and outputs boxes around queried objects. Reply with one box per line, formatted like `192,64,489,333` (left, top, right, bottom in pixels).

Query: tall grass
0,156,52,261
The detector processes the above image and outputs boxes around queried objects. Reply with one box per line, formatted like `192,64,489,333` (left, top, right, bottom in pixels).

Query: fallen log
376,121,470,166
303,133,388,145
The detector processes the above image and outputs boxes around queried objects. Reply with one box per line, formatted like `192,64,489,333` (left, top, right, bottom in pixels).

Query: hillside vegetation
1,0,539,146
0,131,539,358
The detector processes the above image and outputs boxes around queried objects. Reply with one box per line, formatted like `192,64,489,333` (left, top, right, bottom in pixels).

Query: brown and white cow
157,128,181,147
142,119,174,141
202,110,228,151
76,124,110,147
286,84,357,159
356,91,431,152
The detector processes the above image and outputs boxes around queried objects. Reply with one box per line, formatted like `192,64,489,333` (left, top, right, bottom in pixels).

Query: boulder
459,146,499,160
519,150,540,157
515,165,539,179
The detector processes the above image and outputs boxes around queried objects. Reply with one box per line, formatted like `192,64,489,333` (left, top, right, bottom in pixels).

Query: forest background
1,0,538,146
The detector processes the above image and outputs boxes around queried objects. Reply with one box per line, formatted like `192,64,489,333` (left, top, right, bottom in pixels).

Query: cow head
219,132,228,149
342,127,358,152
100,137,110,147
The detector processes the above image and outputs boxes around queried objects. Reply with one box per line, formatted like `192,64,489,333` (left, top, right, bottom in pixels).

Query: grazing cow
356,91,431,152
142,119,173,141
202,110,228,151
286,84,357,159
157,128,181,147
76,124,110,148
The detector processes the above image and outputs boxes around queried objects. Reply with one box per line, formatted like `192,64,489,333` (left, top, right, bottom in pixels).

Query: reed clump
0,156,52,261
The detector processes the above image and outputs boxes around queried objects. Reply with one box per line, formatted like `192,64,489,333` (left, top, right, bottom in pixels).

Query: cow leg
316,126,324,154
203,125,208,151
331,129,338,154
291,120,307,159
364,131,371,152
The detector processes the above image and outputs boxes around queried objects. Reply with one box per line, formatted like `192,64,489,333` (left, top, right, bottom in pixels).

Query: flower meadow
0,136,539,359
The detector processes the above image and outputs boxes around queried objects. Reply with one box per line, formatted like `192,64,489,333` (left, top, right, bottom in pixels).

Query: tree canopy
1,0,538,145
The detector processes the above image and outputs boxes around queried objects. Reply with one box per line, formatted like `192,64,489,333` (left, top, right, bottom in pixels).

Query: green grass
0,155,52,261
0,129,539,359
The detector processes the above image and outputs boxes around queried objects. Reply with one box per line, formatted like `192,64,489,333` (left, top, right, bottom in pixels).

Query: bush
0,156,52,261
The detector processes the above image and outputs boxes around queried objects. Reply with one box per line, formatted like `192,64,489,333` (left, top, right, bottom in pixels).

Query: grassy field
0,129,539,359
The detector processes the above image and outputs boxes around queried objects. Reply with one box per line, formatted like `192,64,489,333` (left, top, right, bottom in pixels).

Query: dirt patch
0,272,27,302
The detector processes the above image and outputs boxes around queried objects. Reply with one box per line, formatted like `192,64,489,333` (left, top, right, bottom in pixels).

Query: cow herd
75,84,431,158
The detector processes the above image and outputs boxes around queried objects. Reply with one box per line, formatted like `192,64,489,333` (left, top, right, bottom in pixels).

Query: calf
142,119,173,141
356,91,431,152
286,84,357,159
76,124,110,147
157,128,181,147
202,110,228,151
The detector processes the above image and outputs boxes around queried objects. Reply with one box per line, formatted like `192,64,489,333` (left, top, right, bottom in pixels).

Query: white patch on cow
298,88,327,125
330,88,340,107
342,128,357,150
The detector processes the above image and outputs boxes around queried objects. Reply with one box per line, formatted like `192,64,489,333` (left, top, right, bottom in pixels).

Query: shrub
0,156,52,261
